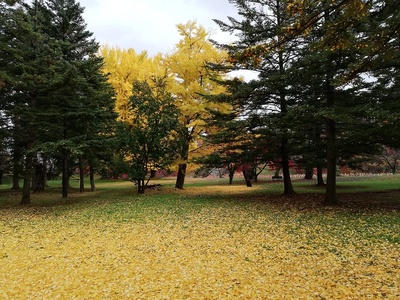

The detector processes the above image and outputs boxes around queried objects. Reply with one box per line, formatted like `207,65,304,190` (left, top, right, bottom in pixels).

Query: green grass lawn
0,175,399,298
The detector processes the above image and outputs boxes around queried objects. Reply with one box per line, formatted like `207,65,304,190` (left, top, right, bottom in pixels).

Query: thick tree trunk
20,152,34,205
242,170,252,187
175,141,189,189
90,166,96,192
79,157,85,193
62,151,69,198
175,163,187,189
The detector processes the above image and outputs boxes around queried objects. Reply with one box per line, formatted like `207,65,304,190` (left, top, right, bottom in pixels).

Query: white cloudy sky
78,0,239,56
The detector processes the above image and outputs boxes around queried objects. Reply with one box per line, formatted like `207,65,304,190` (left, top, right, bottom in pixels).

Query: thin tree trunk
31,155,38,191
42,154,48,187
79,157,85,193
0,169,3,185
20,152,34,205
324,69,338,205
316,163,325,186
281,138,295,195
228,163,235,184
11,153,21,190
62,151,68,198
137,179,145,194
229,171,234,185
325,118,338,205
277,1,295,196
253,167,258,182
90,166,96,192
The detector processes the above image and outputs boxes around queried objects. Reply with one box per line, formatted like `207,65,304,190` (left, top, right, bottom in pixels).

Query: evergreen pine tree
36,0,116,198
212,0,301,195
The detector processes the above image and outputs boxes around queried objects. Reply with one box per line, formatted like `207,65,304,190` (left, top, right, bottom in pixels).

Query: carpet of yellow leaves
0,191,399,299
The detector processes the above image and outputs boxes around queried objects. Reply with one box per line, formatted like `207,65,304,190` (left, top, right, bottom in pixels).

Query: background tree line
1,0,399,204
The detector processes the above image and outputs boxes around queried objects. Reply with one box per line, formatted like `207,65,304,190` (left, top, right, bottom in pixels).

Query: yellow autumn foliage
0,183,398,299
100,46,166,124
164,21,232,162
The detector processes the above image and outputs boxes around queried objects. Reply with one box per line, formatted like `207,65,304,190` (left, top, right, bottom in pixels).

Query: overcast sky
78,0,239,56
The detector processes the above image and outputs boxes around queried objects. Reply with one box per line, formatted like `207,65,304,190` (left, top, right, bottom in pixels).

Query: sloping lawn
0,177,399,299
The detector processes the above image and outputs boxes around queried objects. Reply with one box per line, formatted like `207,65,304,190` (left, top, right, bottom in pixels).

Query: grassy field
0,176,399,299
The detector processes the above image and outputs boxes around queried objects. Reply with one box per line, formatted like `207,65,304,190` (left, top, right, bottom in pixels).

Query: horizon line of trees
1,0,399,205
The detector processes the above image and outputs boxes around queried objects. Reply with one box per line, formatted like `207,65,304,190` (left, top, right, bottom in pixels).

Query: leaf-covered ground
0,183,399,299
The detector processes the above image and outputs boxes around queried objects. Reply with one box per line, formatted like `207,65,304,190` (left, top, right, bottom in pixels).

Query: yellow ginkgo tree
100,46,165,124
164,21,231,189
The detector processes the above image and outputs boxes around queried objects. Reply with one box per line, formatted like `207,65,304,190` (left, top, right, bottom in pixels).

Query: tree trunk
281,138,295,195
242,170,252,187
316,163,324,186
42,154,48,187
253,168,258,183
90,166,96,192
62,151,69,198
324,67,338,204
323,8,339,206
79,157,85,193
175,141,189,189
33,163,44,192
11,153,21,190
0,169,3,185
277,9,295,196
175,163,187,189
137,179,145,194
325,118,338,205
304,167,313,180
228,164,235,185
274,166,281,177
20,152,34,205
229,170,234,185
31,157,38,191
